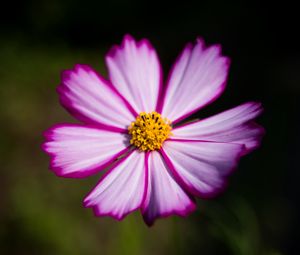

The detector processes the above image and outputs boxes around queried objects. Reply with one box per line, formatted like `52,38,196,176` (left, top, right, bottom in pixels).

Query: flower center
128,112,172,151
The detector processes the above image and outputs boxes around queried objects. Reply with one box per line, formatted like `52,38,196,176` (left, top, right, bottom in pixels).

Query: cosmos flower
42,35,264,226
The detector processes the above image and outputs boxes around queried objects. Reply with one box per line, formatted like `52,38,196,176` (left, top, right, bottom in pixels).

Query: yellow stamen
128,112,172,151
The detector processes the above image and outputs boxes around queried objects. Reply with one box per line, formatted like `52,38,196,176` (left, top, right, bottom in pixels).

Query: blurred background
0,0,299,254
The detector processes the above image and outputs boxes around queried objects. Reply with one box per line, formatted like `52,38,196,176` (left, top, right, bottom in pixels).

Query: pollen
128,112,172,151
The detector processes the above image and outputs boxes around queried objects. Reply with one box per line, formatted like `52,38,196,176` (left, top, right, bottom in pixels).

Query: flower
42,35,264,226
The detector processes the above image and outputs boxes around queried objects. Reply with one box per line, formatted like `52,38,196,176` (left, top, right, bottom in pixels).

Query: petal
83,150,146,220
142,151,196,226
161,140,245,198
106,35,162,113
58,64,135,131
160,38,230,123
42,124,129,178
172,102,265,153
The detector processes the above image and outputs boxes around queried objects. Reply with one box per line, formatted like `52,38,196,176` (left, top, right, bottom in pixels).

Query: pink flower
42,35,264,226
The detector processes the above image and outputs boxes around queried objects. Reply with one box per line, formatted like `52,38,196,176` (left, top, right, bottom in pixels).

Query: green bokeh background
0,1,298,254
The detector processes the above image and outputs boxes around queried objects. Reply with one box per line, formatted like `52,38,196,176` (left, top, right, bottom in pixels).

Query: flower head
42,35,264,226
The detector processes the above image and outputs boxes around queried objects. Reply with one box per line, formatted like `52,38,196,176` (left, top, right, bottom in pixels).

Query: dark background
0,1,298,254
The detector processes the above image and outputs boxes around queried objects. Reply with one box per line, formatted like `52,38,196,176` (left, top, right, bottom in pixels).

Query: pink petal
160,38,230,123
83,150,146,220
161,140,245,198
42,124,129,178
58,64,135,131
172,102,265,153
142,151,196,226
106,35,162,113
